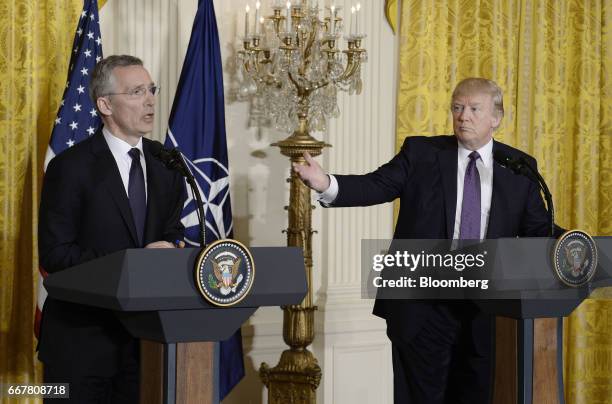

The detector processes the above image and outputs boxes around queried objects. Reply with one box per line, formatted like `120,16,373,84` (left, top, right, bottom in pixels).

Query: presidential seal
195,239,255,306
552,230,598,287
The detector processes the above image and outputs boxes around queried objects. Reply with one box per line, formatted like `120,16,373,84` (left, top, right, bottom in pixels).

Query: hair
89,55,143,106
451,78,504,118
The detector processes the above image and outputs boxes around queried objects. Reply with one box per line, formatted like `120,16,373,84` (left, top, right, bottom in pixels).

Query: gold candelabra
237,1,366,402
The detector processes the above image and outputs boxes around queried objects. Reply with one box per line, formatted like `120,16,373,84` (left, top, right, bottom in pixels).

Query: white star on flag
87,127,96,135
81,67,88,76
81,10,87,18
55,117,61,125
87,31,94,39
69,121,78,130
96,37,102,46
77,85,85,94
84,49,92,58
73,103,82,112
77,28,83,36
90,108,97,117
66,139,75,147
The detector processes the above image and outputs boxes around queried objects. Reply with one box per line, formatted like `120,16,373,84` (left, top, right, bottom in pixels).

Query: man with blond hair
294,78,557,403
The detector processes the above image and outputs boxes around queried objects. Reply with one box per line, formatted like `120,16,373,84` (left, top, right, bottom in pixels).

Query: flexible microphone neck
150,141,206,246
493,150,555,237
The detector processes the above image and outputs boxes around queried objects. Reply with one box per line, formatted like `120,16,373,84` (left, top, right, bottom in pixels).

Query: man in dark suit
294,78,556,403
38,55,185,403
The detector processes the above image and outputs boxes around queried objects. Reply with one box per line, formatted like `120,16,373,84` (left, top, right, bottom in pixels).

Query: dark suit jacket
331,135,553,343
38,129,184,375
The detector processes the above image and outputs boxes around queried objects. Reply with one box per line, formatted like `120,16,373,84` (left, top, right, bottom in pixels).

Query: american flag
35,0,103,337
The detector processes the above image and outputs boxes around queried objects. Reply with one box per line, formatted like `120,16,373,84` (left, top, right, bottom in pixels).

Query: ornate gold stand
239,4,366,402
259,109,329,403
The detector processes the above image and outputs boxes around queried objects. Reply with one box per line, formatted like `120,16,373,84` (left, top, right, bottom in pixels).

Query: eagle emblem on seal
211,255,243,295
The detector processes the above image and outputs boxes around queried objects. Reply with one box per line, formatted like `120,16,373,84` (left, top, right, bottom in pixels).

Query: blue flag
164,0,244,399
45,0,103,168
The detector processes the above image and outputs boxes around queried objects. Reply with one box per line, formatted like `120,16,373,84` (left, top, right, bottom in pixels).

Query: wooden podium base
140,340,216,404
494,317,563,404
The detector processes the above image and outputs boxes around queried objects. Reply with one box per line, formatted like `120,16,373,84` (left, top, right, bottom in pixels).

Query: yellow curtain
0,1,106,402
392,0,611,402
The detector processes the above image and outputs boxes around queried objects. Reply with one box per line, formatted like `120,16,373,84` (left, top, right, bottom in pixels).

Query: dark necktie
128,148,146,246
459,151,481,240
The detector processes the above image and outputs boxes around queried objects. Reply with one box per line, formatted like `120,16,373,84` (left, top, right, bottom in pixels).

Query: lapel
142,139,162,245
90,130,140,246
486,140,512,238
437,137,458,238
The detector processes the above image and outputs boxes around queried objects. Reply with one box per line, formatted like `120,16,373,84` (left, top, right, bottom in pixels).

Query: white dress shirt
317,138,494,240
102,128,148,200
452,139,493,240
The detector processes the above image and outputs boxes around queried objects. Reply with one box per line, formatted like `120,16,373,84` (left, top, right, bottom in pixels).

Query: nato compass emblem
553,230,598,287
195,239,255,306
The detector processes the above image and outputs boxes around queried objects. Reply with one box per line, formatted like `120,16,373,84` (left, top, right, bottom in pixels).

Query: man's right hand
292,152,330,192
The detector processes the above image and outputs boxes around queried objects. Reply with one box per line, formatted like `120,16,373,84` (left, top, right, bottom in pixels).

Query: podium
469,237,612,404
44,247,307,404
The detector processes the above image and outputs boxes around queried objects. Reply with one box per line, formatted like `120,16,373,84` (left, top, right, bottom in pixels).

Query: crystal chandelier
237,0,367,135
237,2,368,402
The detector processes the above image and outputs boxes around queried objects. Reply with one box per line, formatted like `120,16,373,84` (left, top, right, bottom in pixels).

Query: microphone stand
495,154,555,237
519,159,555,238
175,151,207,247
156,146,206,247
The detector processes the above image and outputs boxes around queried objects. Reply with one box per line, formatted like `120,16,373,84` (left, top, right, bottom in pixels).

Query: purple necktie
128,148,146,246
459,151,481,240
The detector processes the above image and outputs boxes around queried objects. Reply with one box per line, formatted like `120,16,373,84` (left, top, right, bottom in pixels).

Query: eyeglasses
105,85,160,98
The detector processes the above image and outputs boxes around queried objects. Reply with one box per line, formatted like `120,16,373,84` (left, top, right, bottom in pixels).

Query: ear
491,113,502,130
96,97,112,117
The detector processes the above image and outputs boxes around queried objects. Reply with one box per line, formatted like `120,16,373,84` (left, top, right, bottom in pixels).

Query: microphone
150,141,188,176
493,150,555,237
149,141,206,246
493,151,537,182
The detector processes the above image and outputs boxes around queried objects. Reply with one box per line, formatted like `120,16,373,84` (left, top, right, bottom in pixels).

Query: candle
286,1,292,33
356,3,361,35
330,5,335,35
245,4,250,37
350,6,355,36
255,1,261,34
259,17,266,47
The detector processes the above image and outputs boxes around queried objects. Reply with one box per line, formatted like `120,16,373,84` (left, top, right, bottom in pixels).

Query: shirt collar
102,127,144,158
457,137,493,167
